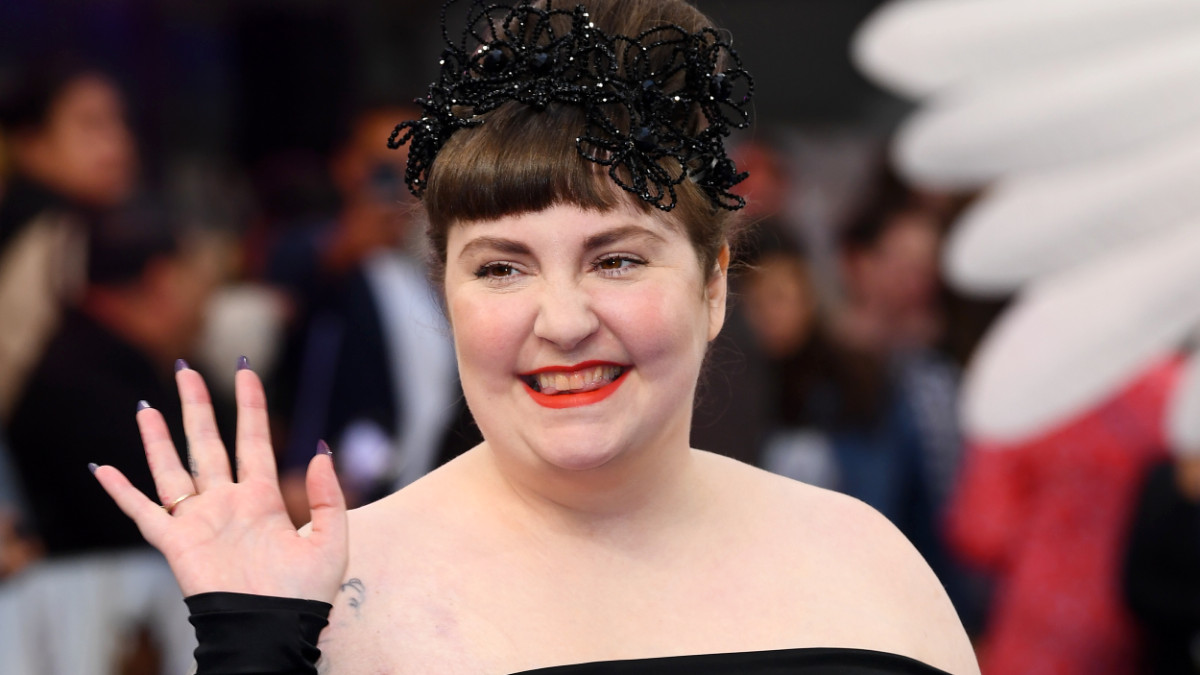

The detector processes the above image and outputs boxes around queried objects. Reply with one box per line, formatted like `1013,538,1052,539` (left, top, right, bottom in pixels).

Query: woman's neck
471,427,711,544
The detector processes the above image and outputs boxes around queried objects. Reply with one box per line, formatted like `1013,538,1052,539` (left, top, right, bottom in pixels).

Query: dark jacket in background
1125,459,1200,675
8,309,184,556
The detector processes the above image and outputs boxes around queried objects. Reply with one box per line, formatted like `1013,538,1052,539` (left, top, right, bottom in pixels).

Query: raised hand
92,360,348,604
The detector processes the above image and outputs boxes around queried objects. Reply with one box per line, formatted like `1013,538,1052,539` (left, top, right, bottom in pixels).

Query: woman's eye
476,262,519,279
594,255,642,273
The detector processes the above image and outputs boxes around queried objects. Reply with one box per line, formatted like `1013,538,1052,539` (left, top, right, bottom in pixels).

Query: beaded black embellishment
388,0,754,211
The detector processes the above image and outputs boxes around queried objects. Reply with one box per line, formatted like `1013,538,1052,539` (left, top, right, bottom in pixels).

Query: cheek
447,293,529,379
600,281,709,370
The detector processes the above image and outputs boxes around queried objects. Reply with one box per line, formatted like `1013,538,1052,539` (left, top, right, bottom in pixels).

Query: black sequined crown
389,0,754,211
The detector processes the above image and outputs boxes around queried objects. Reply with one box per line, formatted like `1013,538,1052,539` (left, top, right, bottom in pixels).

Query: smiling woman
89,0,979,673
446,203,722,478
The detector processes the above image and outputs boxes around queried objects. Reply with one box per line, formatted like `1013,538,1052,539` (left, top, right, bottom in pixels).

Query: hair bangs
424,102,629,235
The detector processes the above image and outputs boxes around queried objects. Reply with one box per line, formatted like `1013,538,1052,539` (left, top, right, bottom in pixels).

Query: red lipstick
519,361,630,409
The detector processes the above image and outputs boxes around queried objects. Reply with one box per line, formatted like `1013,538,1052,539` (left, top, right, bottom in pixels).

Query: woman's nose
532,280,600,351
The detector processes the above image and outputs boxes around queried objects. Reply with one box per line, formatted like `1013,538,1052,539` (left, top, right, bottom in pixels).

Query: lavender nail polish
237,355,250,371
174,358,189,372
88,463,98,475
137,400,151,412
317,439,333,457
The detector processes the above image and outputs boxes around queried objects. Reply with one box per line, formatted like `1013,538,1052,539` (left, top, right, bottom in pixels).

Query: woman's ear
706,244,731,341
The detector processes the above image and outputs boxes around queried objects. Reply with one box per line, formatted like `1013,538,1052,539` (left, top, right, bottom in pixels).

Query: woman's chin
535,443,624,473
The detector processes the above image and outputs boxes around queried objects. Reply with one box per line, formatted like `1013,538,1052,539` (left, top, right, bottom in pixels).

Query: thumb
305,445,348,556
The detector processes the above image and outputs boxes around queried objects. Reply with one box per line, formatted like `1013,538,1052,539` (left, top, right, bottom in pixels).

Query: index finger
234,360,279,486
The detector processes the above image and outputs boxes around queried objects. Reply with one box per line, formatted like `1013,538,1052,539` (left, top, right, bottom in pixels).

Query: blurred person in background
687,137,799,464
5,204,217,675
836,176,961,495
0,433,37,579
265,104,465,519
837,192,943,355
0,57,137,420
745,245,931,546
0,429,39,675
1123,433,1200,674
0,59,139,674
948,358,1180,675
835,175,982,632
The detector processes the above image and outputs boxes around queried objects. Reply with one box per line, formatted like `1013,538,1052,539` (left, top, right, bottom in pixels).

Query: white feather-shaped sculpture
853,0,1200,443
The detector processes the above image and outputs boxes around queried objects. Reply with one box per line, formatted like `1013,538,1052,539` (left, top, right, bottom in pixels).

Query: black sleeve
186,592,332,674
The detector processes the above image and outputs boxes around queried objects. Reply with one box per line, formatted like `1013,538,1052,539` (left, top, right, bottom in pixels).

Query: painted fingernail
137,400,151,412
88,462,99,475
237,355,250,371
317,439,333,457
174,358,189,372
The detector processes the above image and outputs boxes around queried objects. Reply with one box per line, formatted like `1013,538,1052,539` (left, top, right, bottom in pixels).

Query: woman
0,59,136,418
93,0,978,672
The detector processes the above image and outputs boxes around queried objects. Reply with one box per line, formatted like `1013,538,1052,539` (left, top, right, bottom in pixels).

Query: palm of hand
93,366,348,605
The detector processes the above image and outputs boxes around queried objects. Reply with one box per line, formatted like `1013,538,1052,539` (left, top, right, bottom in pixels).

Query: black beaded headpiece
388,0,754,212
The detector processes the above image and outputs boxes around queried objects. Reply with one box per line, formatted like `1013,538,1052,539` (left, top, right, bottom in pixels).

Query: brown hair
422,0,740,284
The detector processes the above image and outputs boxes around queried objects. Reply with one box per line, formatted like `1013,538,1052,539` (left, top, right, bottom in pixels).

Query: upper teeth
533,365,622,394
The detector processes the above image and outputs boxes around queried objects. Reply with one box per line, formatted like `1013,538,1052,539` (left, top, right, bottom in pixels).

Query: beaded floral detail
389,0,754,211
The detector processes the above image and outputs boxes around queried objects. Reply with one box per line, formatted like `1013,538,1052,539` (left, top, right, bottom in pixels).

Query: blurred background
0,1,1193,674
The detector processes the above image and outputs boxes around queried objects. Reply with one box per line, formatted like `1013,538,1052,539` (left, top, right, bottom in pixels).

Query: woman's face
444,202,727,473
28,75,136,207
743,255,815,359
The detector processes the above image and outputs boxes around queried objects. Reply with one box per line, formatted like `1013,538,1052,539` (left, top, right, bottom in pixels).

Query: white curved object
855,0,1200,98
962,222,1200,441
1167,352,1200,455
855,0,1200,441
893,27,1200,188
943,123,1200,294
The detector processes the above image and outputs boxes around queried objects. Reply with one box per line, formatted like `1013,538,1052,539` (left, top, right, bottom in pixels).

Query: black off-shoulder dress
515,648,951,674
187,593,952,674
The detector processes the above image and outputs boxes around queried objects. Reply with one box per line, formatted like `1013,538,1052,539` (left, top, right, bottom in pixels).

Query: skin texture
93,367,347,602
95,201,979,675
445,203,724,495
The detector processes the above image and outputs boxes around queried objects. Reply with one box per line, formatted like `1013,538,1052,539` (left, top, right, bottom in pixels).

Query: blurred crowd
1,5,1198,675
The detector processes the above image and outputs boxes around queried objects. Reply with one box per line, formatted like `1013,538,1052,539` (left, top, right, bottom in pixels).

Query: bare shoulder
318,453,496,673
341,451,483,567
697,452,980,675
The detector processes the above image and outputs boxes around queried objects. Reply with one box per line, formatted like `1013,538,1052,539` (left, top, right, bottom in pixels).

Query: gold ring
163,492,197,515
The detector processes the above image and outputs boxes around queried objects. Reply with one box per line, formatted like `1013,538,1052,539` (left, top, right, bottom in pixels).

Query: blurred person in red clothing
947,357,1181,674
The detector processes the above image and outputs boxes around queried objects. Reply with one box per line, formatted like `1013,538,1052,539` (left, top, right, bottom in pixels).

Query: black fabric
0,174,76,257
265,226,398,478
187,592,331,675
7,309,185,555
275,271,400,478
1124,460,1200,674
513,648,952,674
186,592,950,675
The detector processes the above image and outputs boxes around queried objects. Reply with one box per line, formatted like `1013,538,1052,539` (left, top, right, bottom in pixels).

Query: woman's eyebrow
583,225,666,251
458,236,532,259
